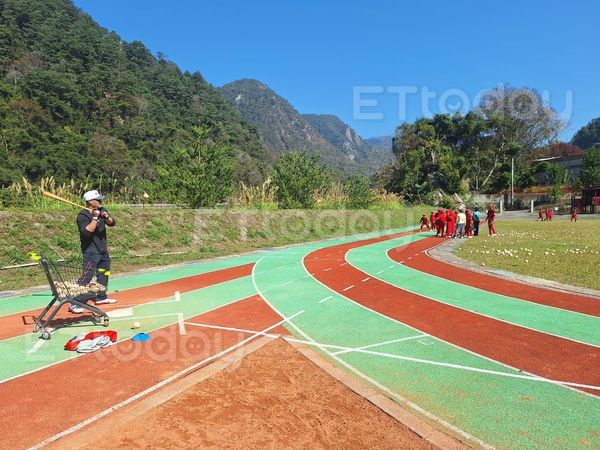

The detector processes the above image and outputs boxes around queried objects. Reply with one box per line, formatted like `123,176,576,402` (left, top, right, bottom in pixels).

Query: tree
580,146,600,187
571,118,600,150
546,163,569,202
475,86,564,189
156,127,236,207
343,175,376,209
272,151,331,208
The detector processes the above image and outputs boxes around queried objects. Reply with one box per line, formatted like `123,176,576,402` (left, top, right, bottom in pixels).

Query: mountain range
0,0,392,188
220,79,391,175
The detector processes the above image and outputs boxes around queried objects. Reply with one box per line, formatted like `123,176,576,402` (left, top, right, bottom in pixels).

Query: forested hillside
220,79,368,174
302,114,391,174
571,117,600,150
0,0,274,189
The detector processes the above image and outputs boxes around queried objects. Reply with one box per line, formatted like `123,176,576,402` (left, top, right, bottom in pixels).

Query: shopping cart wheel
102,317,110,327
41,330,51,340
33,323,39,333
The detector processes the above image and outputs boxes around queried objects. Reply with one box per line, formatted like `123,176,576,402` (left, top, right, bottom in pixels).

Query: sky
73,0,600,140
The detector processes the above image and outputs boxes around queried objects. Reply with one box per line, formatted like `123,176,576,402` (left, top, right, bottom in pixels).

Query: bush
272,151,332,209
343,175,376,209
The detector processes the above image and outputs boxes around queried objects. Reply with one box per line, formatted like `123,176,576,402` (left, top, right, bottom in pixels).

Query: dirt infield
65,339,434,449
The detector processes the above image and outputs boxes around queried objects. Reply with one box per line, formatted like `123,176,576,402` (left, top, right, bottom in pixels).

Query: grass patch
457,219,600,290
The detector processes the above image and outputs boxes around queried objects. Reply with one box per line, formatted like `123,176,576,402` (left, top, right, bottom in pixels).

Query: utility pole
511,157,514,210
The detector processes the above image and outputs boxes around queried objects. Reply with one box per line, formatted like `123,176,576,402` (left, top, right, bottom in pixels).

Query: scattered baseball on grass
132,322,140,329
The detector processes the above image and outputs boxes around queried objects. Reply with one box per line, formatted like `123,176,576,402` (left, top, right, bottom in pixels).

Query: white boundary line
28,311,304,450
183,322,600,391
0,294,254,387
27,339,46,354
332,334,426,356
390,243,600,320
364,247,600,349
324,237,600,399
249,258,494,450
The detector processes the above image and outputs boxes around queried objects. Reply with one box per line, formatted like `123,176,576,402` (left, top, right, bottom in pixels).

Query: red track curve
388,236,600,317
304,237,600,395
0,295,284,449
0,263,254,342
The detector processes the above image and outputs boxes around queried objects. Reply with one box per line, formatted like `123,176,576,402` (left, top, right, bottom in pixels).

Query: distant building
534,154,584,185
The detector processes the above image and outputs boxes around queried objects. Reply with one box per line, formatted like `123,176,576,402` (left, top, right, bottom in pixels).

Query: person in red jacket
545,208,552,221
445,209,455,238
436,208,447,237
485,204,497,236
465,208,473,237
429,211,436,233
537,208,544,221
570,208,577,222
419,214,430,231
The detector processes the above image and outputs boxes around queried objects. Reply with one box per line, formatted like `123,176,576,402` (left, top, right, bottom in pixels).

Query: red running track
0,263,254,342
0,295,285,449
388,236,600,317
304,237,600,395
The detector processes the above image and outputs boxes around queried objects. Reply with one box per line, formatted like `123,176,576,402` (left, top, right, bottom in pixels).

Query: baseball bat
41,190,93,212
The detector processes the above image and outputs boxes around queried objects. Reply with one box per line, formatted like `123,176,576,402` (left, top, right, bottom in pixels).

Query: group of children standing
536,208,554,221
420,204,497,237
537,207,578,222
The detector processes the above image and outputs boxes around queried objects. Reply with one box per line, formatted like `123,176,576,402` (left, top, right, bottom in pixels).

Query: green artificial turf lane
0,228,415,383
0,276,257,383
346,238,600,347
252,233,600,449
0,253,262,317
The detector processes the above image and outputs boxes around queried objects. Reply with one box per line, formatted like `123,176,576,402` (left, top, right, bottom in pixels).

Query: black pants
79,251,111,300
473,221,480,236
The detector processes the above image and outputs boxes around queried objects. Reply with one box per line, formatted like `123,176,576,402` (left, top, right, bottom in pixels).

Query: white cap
83,190,104,202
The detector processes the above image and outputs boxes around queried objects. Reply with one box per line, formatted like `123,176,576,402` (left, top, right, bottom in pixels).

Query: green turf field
457,220,600,290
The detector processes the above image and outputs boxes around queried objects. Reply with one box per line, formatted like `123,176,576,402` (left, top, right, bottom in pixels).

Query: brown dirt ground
76,339,435,449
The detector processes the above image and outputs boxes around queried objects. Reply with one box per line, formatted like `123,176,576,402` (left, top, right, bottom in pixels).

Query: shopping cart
33,254,110,340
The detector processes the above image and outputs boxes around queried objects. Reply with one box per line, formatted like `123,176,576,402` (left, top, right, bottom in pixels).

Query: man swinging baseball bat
71,190,118,314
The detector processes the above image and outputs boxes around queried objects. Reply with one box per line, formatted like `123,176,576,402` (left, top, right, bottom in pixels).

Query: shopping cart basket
33,254,110,340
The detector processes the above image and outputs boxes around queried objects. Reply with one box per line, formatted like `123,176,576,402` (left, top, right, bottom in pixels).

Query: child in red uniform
485,204,497,236
571,208,577,222
420,214,430,231
545,208,551,221
446,209,455,238
436,208,446,237
537,209,544,221
429,211,436,233
465,208,473,237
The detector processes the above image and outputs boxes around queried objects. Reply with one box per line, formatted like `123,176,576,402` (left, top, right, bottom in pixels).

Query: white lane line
27,339,46,354
324,268,333,272
407,257,413,260
389,265,395,269
185,322,282,338
343,285,354,292
398,261,404,264
376,270,384,275
332,334,427,355
2,294,254,386
177,313,186,336
174,291,181,302
281,280,294,287
318,296,333,304
29,311,305,450
110,313,181,322
106,307,134,318
361,277,371,283
340,262,348,266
